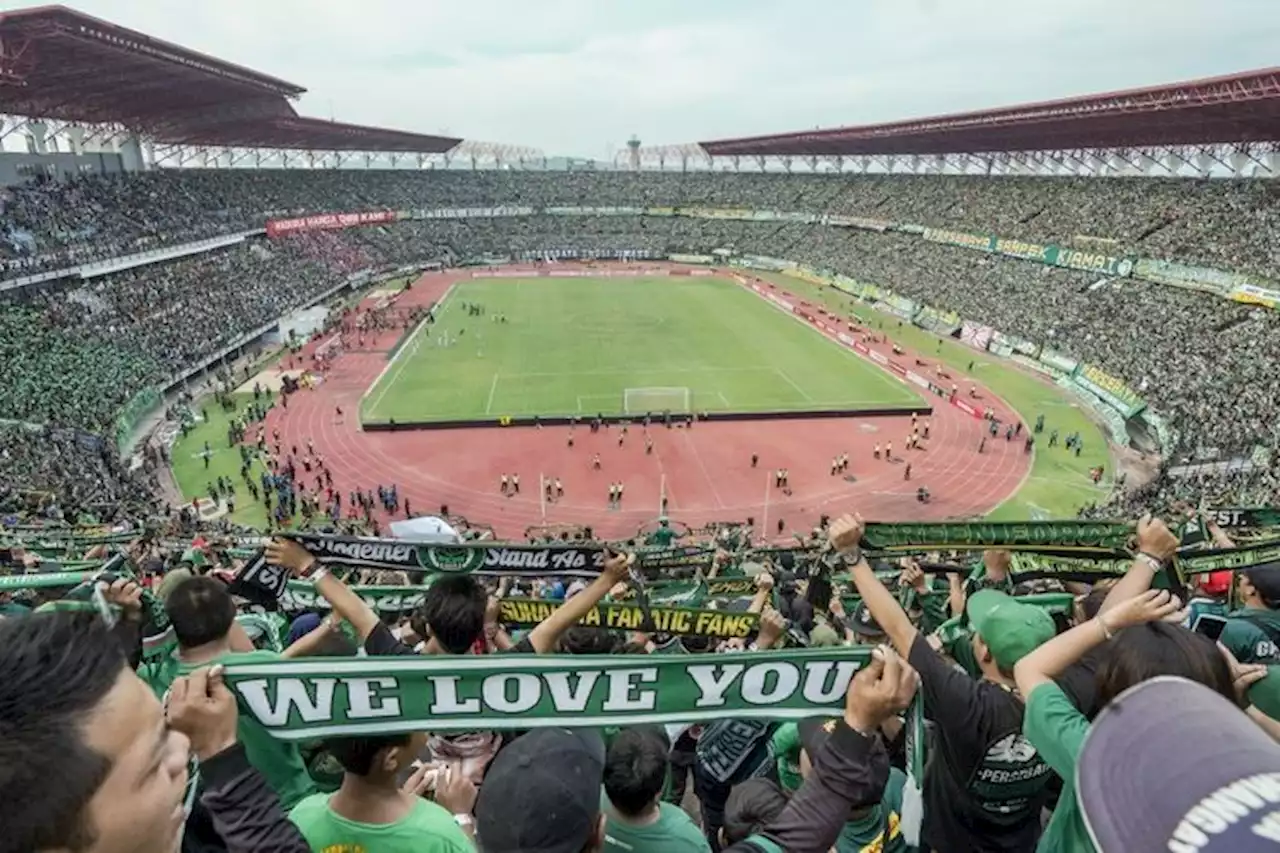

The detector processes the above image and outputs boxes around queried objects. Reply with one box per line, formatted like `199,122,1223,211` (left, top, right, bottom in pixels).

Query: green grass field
360,277,922,423
754,272,1113,519
171,394,275,529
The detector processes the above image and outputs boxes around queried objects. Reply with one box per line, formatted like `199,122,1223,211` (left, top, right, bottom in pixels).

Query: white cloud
53,0,1280,156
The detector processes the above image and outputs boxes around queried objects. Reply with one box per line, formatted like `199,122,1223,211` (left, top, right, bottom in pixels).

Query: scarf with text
276,580,760,639
221,646,873,740
230,535,718,606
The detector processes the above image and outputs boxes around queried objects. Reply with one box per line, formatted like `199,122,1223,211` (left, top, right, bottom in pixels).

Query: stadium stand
5,10,1280,853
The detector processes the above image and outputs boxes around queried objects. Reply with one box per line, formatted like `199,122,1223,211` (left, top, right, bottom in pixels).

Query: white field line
362,282,458,417
773,368,814,402
485,373,501,414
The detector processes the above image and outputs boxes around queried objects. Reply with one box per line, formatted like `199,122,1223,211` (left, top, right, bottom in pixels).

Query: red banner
265,210,397,238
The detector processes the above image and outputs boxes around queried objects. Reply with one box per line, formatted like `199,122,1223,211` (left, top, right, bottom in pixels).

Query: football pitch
360,276,922,424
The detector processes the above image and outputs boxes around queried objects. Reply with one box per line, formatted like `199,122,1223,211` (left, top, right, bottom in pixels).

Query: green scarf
221,646,873,740
860,520,1134,554
0,570,98,590
497,597,760,638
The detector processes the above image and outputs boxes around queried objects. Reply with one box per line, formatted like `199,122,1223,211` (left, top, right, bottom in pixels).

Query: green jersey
144,648,316,809
290,793,474,853
836,768,913,853
602,791,711,853
1023,683,1094,853
1221,607,1280,664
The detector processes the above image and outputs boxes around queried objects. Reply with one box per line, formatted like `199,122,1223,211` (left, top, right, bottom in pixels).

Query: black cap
475,728,605,853
1078,676,1280,852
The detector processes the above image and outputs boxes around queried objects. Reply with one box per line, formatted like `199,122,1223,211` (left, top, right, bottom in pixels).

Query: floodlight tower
627,135,641,170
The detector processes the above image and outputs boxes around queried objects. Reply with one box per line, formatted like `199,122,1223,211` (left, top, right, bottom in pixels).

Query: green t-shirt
289,793,474,853
770,722,803,792
1221,608,1280,665
144,648,316,810
602,792,711,853
647,526,678,547
1023,683,1094,853
837,767,913,853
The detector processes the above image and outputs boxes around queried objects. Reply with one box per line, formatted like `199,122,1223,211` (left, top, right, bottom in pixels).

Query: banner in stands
993,237,1054,263
515,249,661,261
1011,353,1063,378
875,293,918,321
922,228,995,252
990,331,1038,357
677,207,755,220
732,256,792,272
411,207,535,220
668,254,717,265
1167,458,1258,478
960,321,995,351
913,305,961,334
1072,364,1146,418
922,228,1133,277
781,266,835,286
827,215,891,232
832,274,862,295
1133,258,1253,298
1056,247,1135,277
1039,348,1079,375
1230,283,1280,310
265,211,397,238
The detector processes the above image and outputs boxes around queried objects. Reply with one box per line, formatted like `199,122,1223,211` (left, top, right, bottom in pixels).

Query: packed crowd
4,510,1280,853
2,168,1278,517
0,423,157,520
4,170,1278,278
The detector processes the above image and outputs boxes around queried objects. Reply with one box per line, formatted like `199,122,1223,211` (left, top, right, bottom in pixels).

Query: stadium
6,6,1280,852
2,7,1276,541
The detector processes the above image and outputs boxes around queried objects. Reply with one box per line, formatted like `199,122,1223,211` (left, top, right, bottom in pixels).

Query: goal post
623,387,691,415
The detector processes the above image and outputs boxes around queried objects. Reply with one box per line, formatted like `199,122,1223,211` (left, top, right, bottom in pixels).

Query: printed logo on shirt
319,845,368,853
970,733,1051,817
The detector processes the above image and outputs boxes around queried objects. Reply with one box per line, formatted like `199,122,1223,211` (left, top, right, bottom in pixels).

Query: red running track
262,266,1031,539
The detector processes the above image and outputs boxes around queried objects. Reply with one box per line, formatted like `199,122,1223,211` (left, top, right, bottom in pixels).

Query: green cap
967,589,1056,670
1248,666,1280,720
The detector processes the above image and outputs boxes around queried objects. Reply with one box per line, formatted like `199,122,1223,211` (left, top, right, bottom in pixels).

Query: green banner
1204,509,1280,530
1071,364,1146,418
861,521,1134,554
222,647,873,740
0,570,98,590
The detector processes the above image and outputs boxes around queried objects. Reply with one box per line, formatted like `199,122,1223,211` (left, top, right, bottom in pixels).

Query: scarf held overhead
221,647,873,740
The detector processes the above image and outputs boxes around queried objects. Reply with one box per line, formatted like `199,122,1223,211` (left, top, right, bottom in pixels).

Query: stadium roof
700,68,1280,157
0,5,462,153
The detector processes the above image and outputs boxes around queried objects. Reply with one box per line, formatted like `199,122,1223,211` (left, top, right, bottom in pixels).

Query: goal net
624,387,691,415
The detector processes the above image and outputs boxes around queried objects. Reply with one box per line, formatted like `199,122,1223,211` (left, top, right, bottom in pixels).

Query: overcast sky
65,0,1280,158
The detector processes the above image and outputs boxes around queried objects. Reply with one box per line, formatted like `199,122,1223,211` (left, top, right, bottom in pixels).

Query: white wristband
1135,553,1164,573
310,565,331,583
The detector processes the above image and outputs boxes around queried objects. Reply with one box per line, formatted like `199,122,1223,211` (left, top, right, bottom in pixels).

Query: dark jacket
724,719,890,853
199,743,311,853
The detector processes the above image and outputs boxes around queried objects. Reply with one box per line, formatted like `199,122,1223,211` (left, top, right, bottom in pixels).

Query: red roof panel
0,5,461,153
700,68,1280,157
